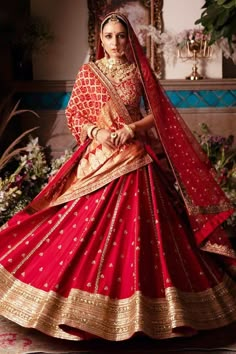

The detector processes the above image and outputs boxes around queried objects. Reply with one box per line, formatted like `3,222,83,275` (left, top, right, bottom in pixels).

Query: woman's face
100,20,128,59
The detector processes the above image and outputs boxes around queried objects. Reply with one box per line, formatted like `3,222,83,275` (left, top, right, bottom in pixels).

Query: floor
2,238,236,353
28,322,236,354
1,312,236,353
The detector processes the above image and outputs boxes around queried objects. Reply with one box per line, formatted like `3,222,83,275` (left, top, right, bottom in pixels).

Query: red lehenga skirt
0,156,236,341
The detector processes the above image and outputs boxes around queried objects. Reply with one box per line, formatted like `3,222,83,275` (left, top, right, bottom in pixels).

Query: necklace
97,57,135,81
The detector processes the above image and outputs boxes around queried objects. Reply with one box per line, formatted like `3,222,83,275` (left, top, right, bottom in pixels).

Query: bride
0,12,235,341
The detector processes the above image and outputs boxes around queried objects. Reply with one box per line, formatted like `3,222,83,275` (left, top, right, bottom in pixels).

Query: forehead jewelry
101,14,121,30
108,14,120,23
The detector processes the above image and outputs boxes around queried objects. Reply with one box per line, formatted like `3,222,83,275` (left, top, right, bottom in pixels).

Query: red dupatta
26,12,234,249
97,13,234,245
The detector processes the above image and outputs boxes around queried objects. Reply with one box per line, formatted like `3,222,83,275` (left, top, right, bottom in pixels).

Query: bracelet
87,125,97,139
93,128,101,140
124,124,135,138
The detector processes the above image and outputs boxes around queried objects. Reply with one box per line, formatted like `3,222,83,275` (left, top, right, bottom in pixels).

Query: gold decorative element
178,32,213,80
175,175,233,216
87,124,97,139
87,0,164,78
96,58,134,82
201,240,236,258
101,14,121,29
124,124,135,138
0,267,236,341
51,143,152,206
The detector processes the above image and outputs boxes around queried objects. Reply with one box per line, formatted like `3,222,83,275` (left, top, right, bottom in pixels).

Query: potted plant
195,0,236,63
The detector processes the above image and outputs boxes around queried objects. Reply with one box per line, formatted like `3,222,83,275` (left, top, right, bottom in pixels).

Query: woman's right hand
95,129,116,149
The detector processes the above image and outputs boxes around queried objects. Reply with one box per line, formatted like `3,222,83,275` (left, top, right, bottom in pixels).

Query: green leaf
195,0,236,45
217,0,230,5
214,9,230,27
222,0,236,8
202,0,215,8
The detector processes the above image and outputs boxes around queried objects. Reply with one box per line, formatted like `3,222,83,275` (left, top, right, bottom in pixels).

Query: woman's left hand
111,127,133,147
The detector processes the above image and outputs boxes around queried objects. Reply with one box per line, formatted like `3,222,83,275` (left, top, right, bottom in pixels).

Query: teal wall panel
17,90,236,110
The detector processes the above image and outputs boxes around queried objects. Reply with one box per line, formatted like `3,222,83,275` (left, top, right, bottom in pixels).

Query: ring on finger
111,132,117,139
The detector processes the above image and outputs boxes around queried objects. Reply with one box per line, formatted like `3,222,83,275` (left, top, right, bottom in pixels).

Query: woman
0,12,235,341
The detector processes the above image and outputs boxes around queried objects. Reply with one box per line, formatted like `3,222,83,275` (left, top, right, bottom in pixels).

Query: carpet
0,316,236,354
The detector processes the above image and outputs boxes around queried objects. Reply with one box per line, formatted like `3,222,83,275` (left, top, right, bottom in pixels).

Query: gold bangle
91,127,98,138
87,125,97,139
94,128,101,140
124,124,135,138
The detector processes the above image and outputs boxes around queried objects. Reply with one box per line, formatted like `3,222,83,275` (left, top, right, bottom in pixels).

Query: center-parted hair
100,13,128,32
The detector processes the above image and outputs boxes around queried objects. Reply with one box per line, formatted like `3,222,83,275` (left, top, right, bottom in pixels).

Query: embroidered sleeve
65,64,97,144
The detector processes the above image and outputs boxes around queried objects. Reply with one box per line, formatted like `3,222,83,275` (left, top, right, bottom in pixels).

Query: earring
101,42,106,56
101,43,108,58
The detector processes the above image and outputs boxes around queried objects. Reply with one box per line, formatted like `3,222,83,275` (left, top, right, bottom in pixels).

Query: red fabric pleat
1,163,235,300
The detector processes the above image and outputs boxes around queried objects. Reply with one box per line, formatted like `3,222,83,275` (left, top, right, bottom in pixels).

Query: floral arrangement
139,25,212,64
216,36,236,64
138,25,177,63
140,22,236,66
195,123,236,227
0,137,73,226
176,28,211,49
176,29,212,57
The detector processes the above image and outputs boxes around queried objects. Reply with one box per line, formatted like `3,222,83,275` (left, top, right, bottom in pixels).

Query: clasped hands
88,124,135,149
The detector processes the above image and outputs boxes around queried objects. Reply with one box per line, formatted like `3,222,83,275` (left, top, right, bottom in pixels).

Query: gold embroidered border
176,176,233,215
50,153,152,206
0,268,236,341
201,241,236,258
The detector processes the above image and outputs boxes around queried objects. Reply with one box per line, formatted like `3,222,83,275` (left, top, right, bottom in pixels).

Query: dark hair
101,14,128,32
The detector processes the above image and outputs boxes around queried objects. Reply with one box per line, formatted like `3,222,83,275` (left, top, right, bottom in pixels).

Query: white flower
26,137,39,152
139,25,178,64
139,26,214,65
217,37,236,64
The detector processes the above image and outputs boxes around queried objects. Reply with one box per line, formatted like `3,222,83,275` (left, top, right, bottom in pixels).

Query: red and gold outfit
0,13,236,341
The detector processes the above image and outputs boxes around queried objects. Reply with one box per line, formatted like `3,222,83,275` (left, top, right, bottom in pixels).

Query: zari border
0,267,236,341
201,241,236,258
50,154,152,206
176,175,233,216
